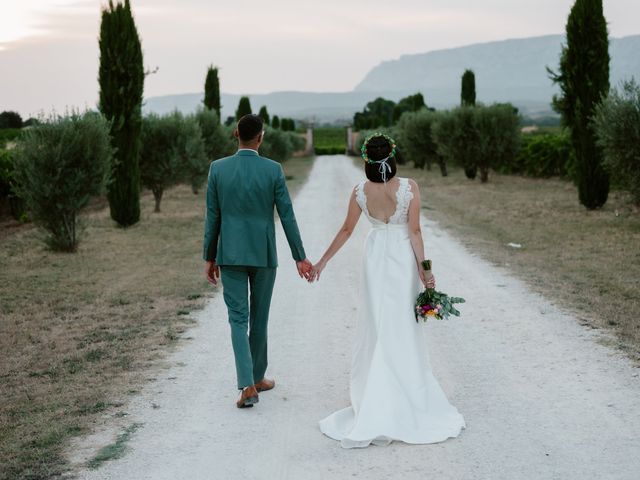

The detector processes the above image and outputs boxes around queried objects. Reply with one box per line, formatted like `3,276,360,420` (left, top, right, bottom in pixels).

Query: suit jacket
203,149,306,267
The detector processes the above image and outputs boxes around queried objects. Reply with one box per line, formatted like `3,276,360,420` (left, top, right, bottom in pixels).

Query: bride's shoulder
403,177,419,191
353,179,367,192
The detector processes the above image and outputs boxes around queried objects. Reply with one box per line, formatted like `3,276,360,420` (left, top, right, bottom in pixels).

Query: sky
0,0,639,117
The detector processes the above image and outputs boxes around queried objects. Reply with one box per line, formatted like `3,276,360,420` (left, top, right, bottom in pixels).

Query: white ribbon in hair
372,156,392,183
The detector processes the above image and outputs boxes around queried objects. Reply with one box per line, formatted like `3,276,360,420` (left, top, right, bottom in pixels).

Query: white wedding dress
319,177,465,448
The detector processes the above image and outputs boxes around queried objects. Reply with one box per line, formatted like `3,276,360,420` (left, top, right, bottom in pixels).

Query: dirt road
76,155,640,480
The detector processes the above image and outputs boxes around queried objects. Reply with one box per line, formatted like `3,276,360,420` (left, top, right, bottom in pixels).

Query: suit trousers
220,265,277,389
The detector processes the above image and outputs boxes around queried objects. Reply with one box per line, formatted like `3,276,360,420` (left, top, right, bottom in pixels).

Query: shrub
196,108,235,161
314,146,345,155
0,149,12,200
0,149,27,221
593,80,640,205
280,118,296,132
396,109,444,173
140,112,209,210
12,112,113,251
433,107,481,179
476,104,520,182
271,115,280,129
139,113,181,212
176,114,208,194
260,128,301,162
511,131,573,178
0,128,23,148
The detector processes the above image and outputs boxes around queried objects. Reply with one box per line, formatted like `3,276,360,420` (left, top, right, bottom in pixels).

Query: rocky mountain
355,35,640,110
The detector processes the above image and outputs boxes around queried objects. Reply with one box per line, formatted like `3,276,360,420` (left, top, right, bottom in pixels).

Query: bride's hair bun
364,135,397,183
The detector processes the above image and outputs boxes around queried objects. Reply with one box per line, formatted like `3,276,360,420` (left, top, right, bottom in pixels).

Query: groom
203,114,312,408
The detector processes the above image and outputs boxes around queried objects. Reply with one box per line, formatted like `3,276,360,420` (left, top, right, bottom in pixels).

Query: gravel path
77,155,640,480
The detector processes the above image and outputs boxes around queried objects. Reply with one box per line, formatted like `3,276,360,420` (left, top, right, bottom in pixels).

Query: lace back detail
355,180,369,217
388,178,413,224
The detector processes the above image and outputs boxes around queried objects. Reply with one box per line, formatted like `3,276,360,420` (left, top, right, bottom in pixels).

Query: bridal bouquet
415,260,465,322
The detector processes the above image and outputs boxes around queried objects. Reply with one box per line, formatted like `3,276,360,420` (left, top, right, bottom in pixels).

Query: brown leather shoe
236,385,259,408
254,378,275,392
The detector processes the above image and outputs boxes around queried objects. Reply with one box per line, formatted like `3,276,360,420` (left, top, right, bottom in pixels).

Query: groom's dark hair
237,114,264,142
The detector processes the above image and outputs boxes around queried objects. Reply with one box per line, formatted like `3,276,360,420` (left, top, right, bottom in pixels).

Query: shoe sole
237,396,259,409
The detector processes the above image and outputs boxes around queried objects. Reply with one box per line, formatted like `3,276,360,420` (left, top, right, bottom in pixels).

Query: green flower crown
360,132,397,164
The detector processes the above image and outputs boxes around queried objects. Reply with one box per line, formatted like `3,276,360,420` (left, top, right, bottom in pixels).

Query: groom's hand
296,259,313,280
205,261,220,286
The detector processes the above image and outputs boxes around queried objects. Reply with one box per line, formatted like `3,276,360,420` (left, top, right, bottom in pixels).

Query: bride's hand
309,261,326,283
419,268,436,289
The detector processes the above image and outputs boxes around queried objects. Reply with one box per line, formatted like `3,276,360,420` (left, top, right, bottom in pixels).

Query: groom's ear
233,128,239,139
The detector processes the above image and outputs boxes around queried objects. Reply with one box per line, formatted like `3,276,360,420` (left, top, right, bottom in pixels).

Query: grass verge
0,155,314,479
399,164,640,359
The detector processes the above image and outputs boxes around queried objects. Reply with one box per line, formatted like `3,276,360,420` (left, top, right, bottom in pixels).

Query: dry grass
399,164,640,358
0,155,314,480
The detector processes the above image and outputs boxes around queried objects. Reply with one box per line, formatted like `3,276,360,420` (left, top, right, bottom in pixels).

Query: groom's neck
238,142,260,151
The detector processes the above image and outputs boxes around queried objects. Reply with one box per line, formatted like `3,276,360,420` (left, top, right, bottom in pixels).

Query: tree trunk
480,166,489,183
152,188,163,213
464,165,477,180
438,156,448,177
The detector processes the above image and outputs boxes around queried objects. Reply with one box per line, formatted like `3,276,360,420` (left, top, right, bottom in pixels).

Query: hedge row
1,109,305,250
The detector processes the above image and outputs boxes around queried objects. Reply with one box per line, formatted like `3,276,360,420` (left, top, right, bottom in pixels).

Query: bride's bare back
362,177,402,224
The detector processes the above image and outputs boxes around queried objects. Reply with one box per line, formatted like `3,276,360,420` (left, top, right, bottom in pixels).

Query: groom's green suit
203,149,306,389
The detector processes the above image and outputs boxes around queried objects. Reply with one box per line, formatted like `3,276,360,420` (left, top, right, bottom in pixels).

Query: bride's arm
407,180,435,288
310,187,361,281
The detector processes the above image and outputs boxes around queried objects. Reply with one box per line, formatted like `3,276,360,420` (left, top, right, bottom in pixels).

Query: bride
309,133,465,448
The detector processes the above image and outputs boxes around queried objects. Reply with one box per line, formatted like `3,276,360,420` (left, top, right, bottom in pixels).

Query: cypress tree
203,65,221,121
258,106,270,126
272,115,280,129
99,0,144,226
235,96,252,120
550,0,610,209
461,70,476,107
